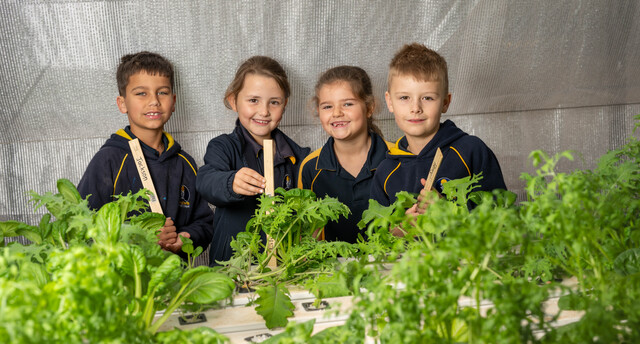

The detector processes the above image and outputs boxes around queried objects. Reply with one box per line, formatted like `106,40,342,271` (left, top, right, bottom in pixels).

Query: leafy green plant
0,180,234,343
219,187,357,328
283,116,640,343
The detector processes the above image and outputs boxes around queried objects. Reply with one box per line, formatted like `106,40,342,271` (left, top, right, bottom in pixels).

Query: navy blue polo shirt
298,132,392,243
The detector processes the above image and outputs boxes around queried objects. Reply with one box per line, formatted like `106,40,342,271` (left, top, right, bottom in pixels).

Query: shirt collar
236,120,295,165
124,126,169,157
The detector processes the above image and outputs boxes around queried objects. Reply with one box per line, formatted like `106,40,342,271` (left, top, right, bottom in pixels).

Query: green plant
219,187,357,328
0,180,234,343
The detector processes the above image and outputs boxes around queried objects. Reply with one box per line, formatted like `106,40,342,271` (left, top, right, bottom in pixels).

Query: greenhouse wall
2,1,639,236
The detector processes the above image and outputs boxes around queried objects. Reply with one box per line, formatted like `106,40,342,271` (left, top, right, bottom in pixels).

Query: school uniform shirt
196,121,311,265
370,119,506,207
77,126,214,251
298,132,392,243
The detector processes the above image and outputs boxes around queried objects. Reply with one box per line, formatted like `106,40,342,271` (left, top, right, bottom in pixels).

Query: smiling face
317,81,370,142
116,71,175,137
385,74,451,153
229,73,287,145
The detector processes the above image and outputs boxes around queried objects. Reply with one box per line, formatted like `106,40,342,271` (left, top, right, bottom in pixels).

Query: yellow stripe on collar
388,137,414,155
164,131,175,150
116,129,174,150
116,128,132,140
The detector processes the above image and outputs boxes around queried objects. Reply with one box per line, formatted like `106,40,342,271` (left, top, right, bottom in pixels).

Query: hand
390,226,406,237
158,217,177,249
414,178,441,214
233,167,266,196
165,232,191,253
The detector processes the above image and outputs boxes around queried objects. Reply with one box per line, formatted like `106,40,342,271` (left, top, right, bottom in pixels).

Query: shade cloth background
2,1,639,264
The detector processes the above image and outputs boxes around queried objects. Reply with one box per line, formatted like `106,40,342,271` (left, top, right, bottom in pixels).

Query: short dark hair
224,56,290,109
388,43,449,94
116,51,174,96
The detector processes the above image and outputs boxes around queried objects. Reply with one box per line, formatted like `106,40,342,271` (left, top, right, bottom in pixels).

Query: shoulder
280,133,311,159
299,147,322,173
206,133,241,153
450,134,491,154
374,158,400,176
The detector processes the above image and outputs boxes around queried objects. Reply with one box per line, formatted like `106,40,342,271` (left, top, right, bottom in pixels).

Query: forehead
318,81,357,98
240,73,285,95
389,73,444,93
126,71,172,89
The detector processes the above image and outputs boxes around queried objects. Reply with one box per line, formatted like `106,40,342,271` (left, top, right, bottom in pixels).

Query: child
196,56,310,265
298,66,392,243
77,51,214,254
371,43,506,211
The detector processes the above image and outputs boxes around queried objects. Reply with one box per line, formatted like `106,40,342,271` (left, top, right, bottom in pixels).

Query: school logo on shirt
436,177,450,194
284,174,292,190
179,185,191,208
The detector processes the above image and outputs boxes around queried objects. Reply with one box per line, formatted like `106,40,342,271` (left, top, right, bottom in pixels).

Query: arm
369,167,391,207
469,138,507,192
196,137,261,206
165,192,214,253
77,149,118,210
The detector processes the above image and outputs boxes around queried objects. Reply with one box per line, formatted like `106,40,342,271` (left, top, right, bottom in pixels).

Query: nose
149,94,160,106
258,102,270,117
332,106,343,117
410,98,422,114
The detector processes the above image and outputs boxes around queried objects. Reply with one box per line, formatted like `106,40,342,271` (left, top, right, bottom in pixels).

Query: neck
333,132,371,158
405,135,432,155
131,127,164,153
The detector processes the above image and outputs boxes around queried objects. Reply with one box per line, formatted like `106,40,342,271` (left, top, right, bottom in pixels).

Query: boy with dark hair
78,51,213,253
371,43,506,211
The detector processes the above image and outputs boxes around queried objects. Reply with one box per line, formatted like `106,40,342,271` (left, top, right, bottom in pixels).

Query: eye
344,102,353,107
399,96,409,101
320,104,332,110
248,98,258,103
270,100,281,106
135,92,146,96
158,91,169,96
422,96,434,101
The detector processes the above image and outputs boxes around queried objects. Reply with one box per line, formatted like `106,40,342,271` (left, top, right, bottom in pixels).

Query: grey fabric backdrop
2,1,640,261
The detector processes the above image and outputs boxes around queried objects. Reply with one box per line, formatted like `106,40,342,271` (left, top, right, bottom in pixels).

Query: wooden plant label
128,138,163,214
263,139,278,268
423,147,444,192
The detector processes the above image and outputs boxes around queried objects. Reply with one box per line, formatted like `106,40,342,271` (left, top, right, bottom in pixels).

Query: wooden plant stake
423,147,444,194
263,139,278,268
128,138,163,214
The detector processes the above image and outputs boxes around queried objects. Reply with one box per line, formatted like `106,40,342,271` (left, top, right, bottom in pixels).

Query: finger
238,168,266,187
164,217,174,226
234,182,263,196
420,178,427,186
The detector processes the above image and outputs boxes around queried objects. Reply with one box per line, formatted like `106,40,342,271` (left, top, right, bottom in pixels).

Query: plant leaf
183,271,235,304
148,254,182,294
57,178,82,204
255,282,295,329
614,248,640,276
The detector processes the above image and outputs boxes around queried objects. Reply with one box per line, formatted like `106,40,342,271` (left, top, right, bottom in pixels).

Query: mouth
331,121,349,128
407,118,425,124
252,118,270,125
145,112,162,119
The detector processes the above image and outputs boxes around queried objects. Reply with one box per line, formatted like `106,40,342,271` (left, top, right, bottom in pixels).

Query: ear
116,96,127,114
384,91,394,113
441,93,452,114
227,94,237,112
171,94,176,112
283,98,288,107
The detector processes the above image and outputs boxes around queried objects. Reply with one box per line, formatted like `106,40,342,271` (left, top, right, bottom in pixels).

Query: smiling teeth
254,119,269,124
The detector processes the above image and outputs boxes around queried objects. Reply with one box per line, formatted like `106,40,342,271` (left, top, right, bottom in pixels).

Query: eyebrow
130,85,171,92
